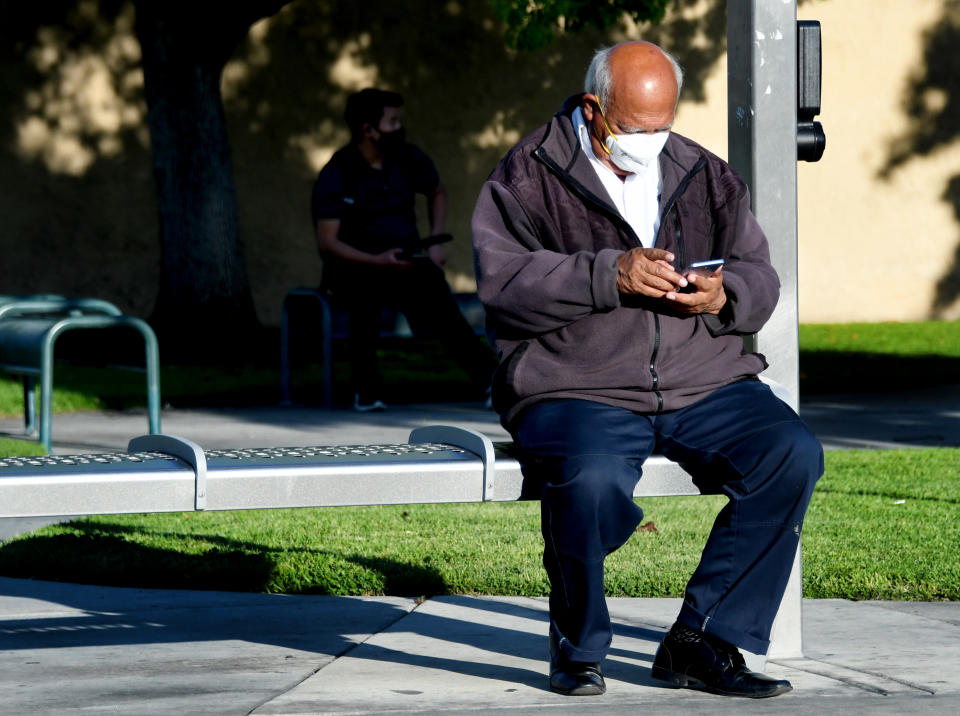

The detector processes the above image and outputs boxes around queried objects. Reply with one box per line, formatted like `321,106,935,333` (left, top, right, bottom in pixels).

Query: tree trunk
134,1,284,361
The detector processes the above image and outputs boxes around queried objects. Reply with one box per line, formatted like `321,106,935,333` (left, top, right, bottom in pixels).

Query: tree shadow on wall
879,0,960,318
640,0,727,103
224,0,738,299
1,0,742,326
0,1,162,314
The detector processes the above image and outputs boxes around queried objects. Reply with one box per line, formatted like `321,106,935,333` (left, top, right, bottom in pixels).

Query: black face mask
376,126,406,154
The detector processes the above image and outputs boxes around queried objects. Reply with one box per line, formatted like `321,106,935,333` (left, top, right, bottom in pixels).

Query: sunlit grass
2,449,956,601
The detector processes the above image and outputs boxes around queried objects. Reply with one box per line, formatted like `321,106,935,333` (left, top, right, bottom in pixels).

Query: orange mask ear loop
594,100,618,155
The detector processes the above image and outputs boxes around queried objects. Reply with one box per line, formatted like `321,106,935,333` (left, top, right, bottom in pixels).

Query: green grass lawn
799,319,960,393
799,319,960,354
0,437,45,458
0,338,479,418
0,319,957,417
0,363,294,418
1,449,956,601
1,320,957,600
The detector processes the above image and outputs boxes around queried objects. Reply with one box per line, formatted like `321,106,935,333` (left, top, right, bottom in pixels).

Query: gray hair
584,44,684,108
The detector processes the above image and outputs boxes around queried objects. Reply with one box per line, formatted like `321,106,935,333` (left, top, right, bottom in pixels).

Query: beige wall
654,0,960,322
796,0,960,321
3,0,957,325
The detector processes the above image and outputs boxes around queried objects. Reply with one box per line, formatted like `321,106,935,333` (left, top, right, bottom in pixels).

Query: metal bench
280,287,486,407
0,295,127,321
0,425,803,664
0,298,161,451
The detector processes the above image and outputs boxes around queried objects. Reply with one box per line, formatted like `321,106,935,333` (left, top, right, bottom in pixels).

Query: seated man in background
312,88,495,411
472,41,823,698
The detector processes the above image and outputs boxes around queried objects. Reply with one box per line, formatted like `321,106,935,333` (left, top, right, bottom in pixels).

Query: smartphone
686,258,725,276
679,258,724,293
398,233,453,260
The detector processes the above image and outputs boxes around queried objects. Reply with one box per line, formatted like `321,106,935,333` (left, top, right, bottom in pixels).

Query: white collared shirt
572,106,662,249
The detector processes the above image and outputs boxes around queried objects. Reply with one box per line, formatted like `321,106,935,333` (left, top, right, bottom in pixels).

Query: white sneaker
353,394,387,412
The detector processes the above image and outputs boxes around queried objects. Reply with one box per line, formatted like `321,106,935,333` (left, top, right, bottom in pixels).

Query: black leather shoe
652,623,792,698
549,632,606,696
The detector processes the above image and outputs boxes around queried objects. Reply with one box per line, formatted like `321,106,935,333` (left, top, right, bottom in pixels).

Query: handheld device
679,258,724,293
399,233,453,260
686,258,725,276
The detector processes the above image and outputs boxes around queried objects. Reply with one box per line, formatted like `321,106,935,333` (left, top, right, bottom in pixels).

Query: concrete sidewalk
2,577,958,715
1,391,959,714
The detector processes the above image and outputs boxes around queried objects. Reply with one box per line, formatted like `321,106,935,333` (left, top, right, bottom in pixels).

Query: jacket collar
534,95,609,207
537,94,705,211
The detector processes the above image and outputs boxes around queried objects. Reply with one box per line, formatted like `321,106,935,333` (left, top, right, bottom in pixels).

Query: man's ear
362,122,378,140
582,93,599,121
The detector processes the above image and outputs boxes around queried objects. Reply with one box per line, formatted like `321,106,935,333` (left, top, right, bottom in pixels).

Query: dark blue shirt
311,143,440,255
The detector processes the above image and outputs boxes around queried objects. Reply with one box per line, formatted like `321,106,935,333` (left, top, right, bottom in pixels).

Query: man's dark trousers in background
340,260,495,402
513,379,823,663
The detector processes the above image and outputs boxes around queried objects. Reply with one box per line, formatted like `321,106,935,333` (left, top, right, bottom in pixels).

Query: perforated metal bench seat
0,427,694,517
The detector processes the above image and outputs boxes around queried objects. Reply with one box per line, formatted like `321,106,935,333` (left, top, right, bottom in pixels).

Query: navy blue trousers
512,379,823,662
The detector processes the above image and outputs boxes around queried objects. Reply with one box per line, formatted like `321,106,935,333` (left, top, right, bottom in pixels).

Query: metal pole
727,0,803,663
728,0,800,409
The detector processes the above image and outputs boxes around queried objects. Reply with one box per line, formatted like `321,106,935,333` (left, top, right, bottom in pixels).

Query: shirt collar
572,106,603,165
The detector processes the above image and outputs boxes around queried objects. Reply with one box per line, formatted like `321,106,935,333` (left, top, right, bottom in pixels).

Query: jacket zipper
650,314,663,411
646,156,706,409
673,209,684,271
532,146,706,412
656,155,707,270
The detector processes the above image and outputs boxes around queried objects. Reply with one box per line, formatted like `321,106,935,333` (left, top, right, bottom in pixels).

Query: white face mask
604,131,670,173
596,102,670,173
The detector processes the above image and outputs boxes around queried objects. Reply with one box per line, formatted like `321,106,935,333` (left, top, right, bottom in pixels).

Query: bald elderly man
472,42,823,698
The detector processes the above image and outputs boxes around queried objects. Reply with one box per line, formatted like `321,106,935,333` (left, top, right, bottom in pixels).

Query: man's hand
316,219,412,269
617,248,687,297
373,248,414,268
664,268,727,315
427,243,447,267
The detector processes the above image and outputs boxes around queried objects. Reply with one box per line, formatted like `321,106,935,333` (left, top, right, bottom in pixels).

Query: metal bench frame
0,305,162,451
280,288,335,407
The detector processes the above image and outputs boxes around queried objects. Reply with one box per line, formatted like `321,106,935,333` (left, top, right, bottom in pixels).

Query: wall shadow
879,0,960,318
935,176,960,315
0,0,732,330
0,2,161,314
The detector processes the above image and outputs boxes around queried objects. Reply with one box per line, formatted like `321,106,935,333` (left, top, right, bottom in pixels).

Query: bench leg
767,541,803,659
280,289,334,408
740,541,803,672
27,316,161,452
320,299,332,408
39,345,54,453
23,376,37,435
280,299,293,405
141,321,162,435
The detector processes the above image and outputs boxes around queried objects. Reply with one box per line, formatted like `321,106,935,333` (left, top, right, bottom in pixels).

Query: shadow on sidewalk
0,579,671,691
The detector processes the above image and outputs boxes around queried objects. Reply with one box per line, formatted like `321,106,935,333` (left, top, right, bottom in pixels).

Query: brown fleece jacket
471,95,780,429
